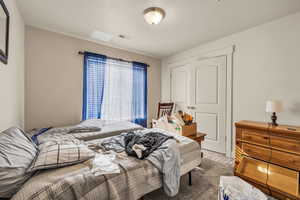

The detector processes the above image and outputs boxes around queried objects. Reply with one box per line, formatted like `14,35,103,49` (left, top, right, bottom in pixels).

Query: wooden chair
157,102,174,119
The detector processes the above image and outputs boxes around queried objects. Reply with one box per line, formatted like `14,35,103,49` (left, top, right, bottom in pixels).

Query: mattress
13,128,201,200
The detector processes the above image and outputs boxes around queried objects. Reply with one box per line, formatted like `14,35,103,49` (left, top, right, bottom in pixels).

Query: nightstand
186,132,206,185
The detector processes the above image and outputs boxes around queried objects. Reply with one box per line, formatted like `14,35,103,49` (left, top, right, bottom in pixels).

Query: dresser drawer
242,129,269,146
267,164,299,198
270,136,300,155
271,149,300,171
236,156,268,186
242,143,271,162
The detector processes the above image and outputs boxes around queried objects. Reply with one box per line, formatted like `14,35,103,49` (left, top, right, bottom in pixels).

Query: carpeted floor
144,153,234,200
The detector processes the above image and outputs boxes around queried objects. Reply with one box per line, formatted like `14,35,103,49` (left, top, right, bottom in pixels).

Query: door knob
187,106,196,110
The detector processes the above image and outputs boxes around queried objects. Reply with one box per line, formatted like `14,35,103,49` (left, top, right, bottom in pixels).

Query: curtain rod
78,51,149,67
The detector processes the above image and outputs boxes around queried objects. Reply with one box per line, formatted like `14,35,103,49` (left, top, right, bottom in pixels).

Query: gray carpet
144,158,233,200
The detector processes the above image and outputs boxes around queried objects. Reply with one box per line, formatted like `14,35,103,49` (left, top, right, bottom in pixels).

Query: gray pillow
0,127,38,198
27,141,95,172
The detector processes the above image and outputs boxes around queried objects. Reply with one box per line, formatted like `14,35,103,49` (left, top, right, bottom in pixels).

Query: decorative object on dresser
235,120,300,200
266,100,283,126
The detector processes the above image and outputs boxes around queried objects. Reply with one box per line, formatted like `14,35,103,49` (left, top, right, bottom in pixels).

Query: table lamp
266,100,283,126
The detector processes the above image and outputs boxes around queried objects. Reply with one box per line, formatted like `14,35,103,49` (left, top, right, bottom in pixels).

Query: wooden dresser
235,120,300,200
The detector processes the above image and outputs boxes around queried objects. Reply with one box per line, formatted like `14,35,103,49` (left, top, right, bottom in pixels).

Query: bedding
12,128,202,200
31,127,52,144
72,120,143,140
98,129,181,196
27,141,95,172
36,119,143,144
0,127,38,198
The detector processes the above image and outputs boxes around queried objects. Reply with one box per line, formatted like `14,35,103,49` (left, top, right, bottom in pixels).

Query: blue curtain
82,52,107,120
132,62,148,127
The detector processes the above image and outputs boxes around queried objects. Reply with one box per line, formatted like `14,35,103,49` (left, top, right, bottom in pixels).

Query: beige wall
0,0,25,131
25,26,161,130
162,11,300,126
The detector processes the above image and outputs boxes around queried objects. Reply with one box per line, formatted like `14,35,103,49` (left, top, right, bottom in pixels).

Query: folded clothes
91,153,120,176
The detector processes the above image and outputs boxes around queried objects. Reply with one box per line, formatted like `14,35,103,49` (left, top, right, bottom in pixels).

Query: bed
71,120,143,141
11,128,202,200
35,119,143,144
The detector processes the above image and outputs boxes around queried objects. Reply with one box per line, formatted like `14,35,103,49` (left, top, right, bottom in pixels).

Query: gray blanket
100,130,181,197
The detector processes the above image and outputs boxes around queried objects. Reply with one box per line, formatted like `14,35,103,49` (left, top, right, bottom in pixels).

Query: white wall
25,27,161,130
0,0,25,131
162,11,300,126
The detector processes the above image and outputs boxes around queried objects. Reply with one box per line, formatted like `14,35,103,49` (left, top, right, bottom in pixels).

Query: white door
190,56,227,153
171,65,189,110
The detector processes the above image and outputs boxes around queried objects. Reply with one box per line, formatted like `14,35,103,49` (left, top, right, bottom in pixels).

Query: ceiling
17,0,300,58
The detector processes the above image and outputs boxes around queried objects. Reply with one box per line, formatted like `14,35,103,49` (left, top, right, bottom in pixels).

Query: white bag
152,115,181,134
219,176,271,200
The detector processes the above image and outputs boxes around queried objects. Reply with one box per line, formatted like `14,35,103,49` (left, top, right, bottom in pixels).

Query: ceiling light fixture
143,7,166,25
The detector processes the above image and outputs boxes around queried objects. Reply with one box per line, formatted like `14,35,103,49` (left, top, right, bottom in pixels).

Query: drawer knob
263,136,269,140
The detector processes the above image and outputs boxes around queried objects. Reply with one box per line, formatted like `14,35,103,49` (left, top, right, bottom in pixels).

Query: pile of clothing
124,131,173,159
100,129,181,197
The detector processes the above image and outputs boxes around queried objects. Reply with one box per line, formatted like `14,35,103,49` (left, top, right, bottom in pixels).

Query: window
82,52,147,127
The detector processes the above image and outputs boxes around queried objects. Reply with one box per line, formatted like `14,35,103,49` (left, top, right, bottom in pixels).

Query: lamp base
271,112,278,126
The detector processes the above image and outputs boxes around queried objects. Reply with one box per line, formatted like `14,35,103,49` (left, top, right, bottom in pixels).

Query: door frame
168,45,235,157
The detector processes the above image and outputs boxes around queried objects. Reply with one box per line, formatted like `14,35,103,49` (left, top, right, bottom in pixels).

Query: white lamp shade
266,100,283,113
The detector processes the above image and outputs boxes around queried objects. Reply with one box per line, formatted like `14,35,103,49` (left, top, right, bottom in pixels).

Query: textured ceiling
17,0,300,58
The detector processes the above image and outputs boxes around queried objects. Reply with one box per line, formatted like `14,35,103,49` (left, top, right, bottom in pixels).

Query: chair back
157,102,174,119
